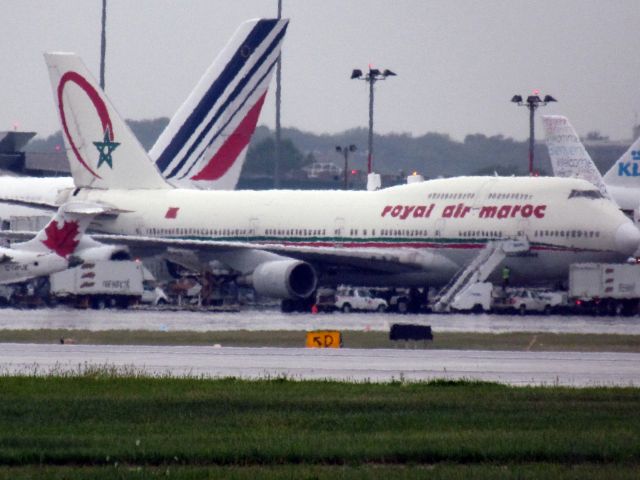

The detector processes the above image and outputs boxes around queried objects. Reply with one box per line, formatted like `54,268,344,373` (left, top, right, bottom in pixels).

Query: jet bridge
432,238,530,312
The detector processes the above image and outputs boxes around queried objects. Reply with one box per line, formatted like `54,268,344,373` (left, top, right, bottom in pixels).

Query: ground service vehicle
492,288,551,315
49,261,147,309
569,263,640,315
335,287,388,313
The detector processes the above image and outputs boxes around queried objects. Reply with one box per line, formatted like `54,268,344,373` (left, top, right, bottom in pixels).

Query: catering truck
569,263,640,316
49,260,151,309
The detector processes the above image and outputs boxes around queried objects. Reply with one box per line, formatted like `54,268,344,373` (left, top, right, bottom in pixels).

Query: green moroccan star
93,127,120,169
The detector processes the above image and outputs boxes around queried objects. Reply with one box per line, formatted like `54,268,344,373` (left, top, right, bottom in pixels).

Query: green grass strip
1,329,640,352
0,376,638,477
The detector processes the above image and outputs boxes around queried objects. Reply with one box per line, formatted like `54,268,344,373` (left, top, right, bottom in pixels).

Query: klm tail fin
14,202,105,258
44,52,170,190
542,115,611,199
602,131,640,187
150,18,289,190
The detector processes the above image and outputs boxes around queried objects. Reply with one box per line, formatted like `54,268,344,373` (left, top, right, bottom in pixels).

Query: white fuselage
0,249,67,285
67,176,636,287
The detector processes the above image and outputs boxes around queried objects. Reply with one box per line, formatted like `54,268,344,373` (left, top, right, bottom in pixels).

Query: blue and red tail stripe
156,19,288,179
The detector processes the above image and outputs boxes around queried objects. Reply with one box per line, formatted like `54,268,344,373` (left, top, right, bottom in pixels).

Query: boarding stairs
432,238,530,312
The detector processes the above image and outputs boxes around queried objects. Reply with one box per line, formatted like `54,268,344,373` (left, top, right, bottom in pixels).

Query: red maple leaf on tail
41,220,80,257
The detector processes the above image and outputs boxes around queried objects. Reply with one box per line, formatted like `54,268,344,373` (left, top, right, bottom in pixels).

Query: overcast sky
3,0,640,141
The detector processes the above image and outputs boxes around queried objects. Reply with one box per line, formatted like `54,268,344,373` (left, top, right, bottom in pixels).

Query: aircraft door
517,219,530,240
249,218,259,238
472,179,497,209
334,217,345,246
434,218,446,238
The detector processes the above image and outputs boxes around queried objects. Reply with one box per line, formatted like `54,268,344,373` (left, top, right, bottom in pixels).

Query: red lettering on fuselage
381,203,547,220
380,204,436,219
479,204,547,219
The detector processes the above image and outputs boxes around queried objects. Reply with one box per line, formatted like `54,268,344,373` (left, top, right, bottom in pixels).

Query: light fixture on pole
351,67,396,175
511,91,557,175
336,144,357,190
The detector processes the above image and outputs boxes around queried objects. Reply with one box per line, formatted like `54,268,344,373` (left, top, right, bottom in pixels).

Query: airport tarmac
1,342,638,386
1,307,640,335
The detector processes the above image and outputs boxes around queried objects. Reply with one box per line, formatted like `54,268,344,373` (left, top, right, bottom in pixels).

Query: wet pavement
0,307,639,335
1,343,638,386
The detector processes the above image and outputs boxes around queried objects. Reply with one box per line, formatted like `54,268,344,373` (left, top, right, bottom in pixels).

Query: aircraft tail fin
44,52,171,190
150,18,289,190
602,130,640,187
14,202,105,258
542,115,611,199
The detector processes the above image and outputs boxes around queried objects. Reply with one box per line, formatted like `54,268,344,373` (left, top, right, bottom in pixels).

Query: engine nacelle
251,260,317,299
76,244,131,262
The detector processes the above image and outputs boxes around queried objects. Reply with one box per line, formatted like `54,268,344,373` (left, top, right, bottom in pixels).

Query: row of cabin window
264,228,326,236
487,192,534,200
534,230,601,238
459,230,503,238
427,192,475,200
147,228,249,236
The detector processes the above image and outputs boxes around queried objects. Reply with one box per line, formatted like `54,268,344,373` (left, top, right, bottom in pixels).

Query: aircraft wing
88,234,452,274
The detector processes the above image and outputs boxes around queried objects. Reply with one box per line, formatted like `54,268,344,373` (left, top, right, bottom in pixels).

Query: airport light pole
336,144,357,190
274,0,283,188
99,0,107,90
351,67,396,174
511,91,557,175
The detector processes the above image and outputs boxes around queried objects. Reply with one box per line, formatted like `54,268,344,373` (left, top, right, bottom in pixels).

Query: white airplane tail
602,131,640,187
13,202,105,258
44,52,171,190
542,115,611,199
150,18,289,190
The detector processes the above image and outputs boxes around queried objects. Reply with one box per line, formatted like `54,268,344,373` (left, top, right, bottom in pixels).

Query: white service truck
569,263,640,316
49,260,163,309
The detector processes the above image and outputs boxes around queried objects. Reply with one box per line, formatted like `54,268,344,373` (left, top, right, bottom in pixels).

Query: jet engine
75,244,131,262
250,260,317,299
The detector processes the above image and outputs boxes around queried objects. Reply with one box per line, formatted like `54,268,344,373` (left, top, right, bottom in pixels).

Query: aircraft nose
614,223,640,256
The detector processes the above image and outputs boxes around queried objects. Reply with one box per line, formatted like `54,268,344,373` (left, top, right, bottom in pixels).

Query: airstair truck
49,260,145,309
569,263,640,316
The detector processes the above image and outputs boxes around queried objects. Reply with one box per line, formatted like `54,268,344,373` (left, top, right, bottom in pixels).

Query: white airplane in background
543,115,640,216
32,52,640,310
0,202,106,285
0,18,288,209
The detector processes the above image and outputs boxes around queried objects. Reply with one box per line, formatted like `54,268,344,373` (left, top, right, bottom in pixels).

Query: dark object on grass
389,324,433,341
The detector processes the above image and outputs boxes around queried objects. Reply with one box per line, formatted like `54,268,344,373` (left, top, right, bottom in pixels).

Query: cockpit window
568,189,604,200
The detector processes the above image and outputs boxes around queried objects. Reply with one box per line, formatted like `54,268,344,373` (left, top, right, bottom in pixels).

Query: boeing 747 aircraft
33,53,640,310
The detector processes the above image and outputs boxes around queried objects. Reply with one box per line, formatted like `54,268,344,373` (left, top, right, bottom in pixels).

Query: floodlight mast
336,144,357,190
351,68,396,174
511,92,557,175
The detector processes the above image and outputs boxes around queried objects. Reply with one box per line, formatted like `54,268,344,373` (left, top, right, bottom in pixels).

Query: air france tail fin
542,115,611,199
14,202,105,258
602,131,640,187
44,52,171,190
150,18,289,190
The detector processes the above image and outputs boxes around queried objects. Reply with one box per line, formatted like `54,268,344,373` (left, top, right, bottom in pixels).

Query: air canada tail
44,52,171,190
14,202,105,257
602,130,640,188
542,115,611,199
150,18,289,190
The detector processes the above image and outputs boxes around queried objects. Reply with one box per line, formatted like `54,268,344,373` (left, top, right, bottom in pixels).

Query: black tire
397,300,408,314
92,298,107,310
281,299,294,313
519,304,526,315
377,304,386,313
543,305,551,315
341,303,352,313
472,303,484,314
